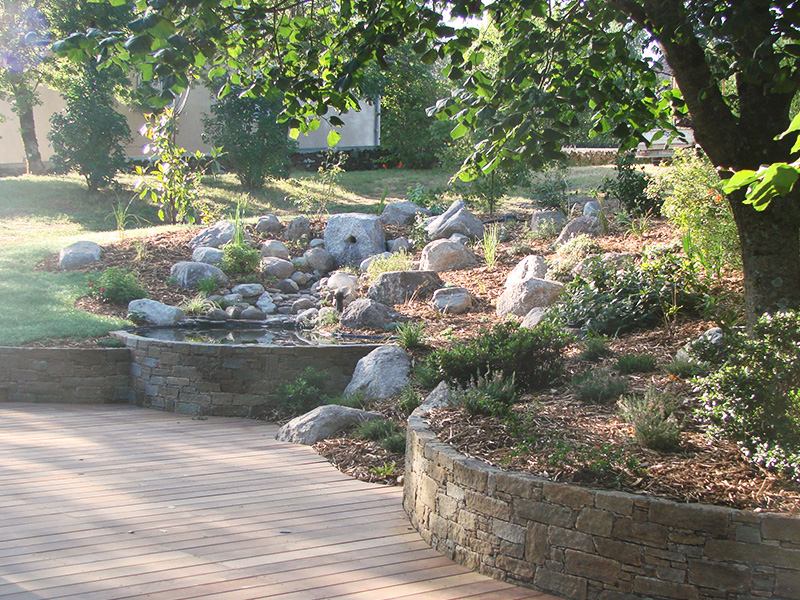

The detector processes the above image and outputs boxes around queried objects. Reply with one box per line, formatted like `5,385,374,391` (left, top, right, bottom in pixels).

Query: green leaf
327,129,342,146
451,122,468,140
722,169,758,193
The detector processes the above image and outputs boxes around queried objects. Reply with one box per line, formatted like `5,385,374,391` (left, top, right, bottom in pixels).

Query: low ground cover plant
87,267,147,305
619,387,682,452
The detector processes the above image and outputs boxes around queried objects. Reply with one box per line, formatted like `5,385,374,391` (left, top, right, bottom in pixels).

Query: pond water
137,327,384,346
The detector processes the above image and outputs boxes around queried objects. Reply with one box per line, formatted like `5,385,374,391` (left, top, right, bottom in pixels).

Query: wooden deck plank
0,403,561,600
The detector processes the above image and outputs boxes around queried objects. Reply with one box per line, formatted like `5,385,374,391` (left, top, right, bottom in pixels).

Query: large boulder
170,262,228,289
260,257,295,279
521,307,552,330
285,216,311,242
424,200,484,240
191,246,224,265
231,283,265,298
555,216,602,247
367,270,444,305
340,298,400,330
58,241,102,271
505,255,549,288
530,210,567,237
431,287,472,314
304,247,335,272
275,405,381,445
189,221,251,249
260,240,291,260
344,345,411,400
128,299,185,326
255,214,282,234
419,239,478,272
496,278,564,317
324,213,386,267
380,200,431,226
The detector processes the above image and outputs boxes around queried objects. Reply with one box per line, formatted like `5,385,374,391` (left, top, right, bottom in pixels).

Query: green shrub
195,276,220,295
358,418,399,441
530,162,569,213
558,251,707,335
652,148,739,275
615,353,658,374
406,183,445,214
326,393,366,409
49,69,131,191
572,370,628,404
202,87,296,190
619,387,682,452
87,268,147,305
395,321,426,350
696,311,800,480
454,371,517,417
271,367,328,419
366,252,415,281
397,385,422,416
579,335,611,362
601,152,660,216
380,432,407,453
664,356,703,378
221,243,260,275
416,321,570,390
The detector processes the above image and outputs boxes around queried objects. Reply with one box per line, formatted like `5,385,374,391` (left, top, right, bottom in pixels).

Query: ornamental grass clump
619,387,682,452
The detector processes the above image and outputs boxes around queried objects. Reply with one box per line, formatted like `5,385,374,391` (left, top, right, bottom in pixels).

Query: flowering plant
87,268,147,305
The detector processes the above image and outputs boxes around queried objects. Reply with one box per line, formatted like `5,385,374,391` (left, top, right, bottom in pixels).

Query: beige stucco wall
0,85,378,168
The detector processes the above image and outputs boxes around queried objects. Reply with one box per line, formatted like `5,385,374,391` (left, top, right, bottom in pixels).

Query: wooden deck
0,403,560,600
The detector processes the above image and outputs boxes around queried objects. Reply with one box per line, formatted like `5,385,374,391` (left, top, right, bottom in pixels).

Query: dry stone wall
404,401,800,600
115,331,378,417
0,347,130,404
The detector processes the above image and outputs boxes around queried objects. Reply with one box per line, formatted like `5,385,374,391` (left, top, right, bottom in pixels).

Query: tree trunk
729,188,800,329
18,104,44,175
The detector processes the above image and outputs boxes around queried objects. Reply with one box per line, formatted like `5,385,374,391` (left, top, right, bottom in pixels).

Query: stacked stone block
404,405,800,600
0,347,130,404
116,331,378,417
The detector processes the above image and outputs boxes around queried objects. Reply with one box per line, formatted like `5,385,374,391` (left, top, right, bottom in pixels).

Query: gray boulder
340,298,400,330
304,247,335,272
291,271,313,286
425,200,484,240
256,292,277,314
255,214,282,234
276,278,300,294
309,238,325,248
676,327,725,363
530,210,567,237
275,405,381,445
555,216,602,247
344,345,411,400
58,241,102,271
505,255,549,288
431,287,472,314
449,233,470,246
286,216,311,242
128,299,185,326
380,200,431,226
292,297,315,314
260,257,295,279
419,239,478,272
260,240,291,260
192,246,224,265
324,213,386,267
583,201,601,216
170,261,228,289
189,221,251,249
496,278,564,317
231,283,265,298
389,237,412,253
240,306,266,320
521,307,551,329
417,381,452,414
368,270,444,305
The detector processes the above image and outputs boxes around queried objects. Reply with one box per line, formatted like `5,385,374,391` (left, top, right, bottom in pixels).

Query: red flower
88,282,94,287
100,287,105,292
382,163,387,169
398,162,403,168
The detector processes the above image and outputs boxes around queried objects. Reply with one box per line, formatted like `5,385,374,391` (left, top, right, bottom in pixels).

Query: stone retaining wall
0,347,131,404
115,331,379,417
404,399,800,600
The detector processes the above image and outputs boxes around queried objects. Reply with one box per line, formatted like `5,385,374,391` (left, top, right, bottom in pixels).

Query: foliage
455,371,518,418
221,243,260,275
365,251,414,281
381,432,407,453
358,418,399,442
203,86,296,190
406,183,445,215
578,335,611,362
664,356,703,379
86,268,147,305
615,353,658,374
395,321,426,350
695,311,800,480
397,385,421,416
547,234,604,282
291,150,346,219
571,369,628,404
195,275,220,295
466,167,520,215
325,392,365,409
135,108,221,225
369,461,397,477
481,224,501,268
600,152,659,217
653,149,740,276
530,163,569,213
270,367,329,420
180,293,217,316
415,321,570,391
558,251,707,335
619,387,682,452
409,212,432,249
49,68,131,191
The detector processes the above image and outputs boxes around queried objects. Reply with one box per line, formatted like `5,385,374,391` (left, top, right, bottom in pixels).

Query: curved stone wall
404,399,800,600
115,331,379,417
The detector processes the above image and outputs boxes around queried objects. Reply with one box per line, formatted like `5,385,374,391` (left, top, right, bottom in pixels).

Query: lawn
0,165,613,346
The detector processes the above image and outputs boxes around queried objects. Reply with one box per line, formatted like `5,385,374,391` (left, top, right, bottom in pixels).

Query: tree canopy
58,0,800,324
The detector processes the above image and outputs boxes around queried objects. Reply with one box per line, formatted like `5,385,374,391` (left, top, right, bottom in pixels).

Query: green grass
0,165,615,346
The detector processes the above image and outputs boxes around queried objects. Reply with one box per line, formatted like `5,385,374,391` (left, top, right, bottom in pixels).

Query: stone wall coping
112,329,381,350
